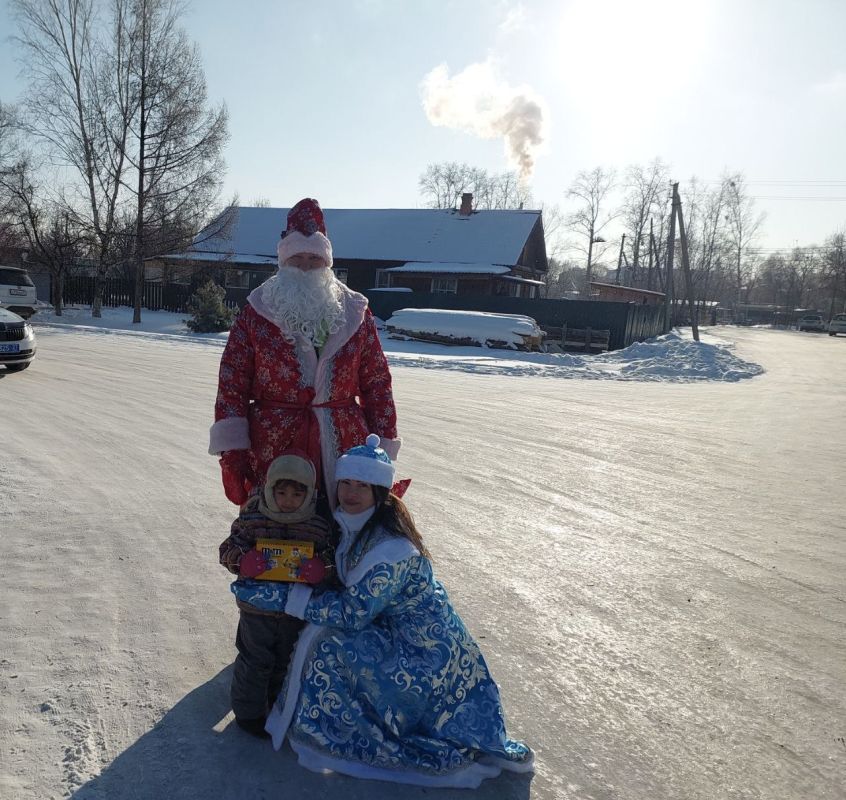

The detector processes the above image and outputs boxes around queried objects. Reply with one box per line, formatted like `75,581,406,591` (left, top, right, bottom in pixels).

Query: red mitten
220,450,252,506
391,478,412,498
298,557,326,585
239,549,268,579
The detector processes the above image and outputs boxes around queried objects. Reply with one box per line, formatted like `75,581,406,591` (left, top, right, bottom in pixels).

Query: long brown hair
370,486,431,560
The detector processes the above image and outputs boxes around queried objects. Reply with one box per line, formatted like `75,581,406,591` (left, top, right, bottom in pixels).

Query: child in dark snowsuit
219,453,336,737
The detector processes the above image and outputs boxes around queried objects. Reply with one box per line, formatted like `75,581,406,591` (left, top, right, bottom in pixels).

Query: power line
748,195,846,201
700,179,846,186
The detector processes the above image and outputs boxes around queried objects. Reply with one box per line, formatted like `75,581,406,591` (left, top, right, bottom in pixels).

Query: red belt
254,397,357,412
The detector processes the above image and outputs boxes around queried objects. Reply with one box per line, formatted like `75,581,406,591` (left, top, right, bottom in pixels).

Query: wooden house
148,194,548,299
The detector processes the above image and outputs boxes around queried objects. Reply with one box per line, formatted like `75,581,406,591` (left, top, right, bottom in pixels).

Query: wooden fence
55,277,668,351
365,291,668,351
58,276,247,313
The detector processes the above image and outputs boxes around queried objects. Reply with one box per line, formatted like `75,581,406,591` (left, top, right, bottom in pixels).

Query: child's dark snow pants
231,610,304,720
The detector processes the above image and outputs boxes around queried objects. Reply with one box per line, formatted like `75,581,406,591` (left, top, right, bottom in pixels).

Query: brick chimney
459,192,473,217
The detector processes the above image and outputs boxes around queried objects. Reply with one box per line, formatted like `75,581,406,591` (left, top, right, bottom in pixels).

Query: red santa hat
276,198,333,268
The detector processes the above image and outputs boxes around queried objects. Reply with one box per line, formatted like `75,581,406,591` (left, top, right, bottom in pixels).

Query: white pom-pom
366,433,381,449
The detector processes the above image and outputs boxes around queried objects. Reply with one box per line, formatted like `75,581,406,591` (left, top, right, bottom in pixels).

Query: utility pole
672,183,700,342
586,231,595,295
615,233,626,285
646,218,654,290
663,185,676,333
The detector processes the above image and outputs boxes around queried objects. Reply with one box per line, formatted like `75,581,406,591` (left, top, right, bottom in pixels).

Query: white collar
334,506,376,534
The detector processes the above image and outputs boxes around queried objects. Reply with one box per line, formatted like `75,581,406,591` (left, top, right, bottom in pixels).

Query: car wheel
830,332,836,336
4,362,31,371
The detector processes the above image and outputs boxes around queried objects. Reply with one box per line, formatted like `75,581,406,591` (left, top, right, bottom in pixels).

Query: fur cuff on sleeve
380,437,401,460
209,417,250,455
285,584,313,619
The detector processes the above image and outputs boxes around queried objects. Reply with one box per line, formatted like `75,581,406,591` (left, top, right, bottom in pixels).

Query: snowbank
386,308,542,349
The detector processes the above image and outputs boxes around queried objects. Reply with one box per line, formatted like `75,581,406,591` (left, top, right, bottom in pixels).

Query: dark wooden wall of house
518,218,549,273
333,259,404,293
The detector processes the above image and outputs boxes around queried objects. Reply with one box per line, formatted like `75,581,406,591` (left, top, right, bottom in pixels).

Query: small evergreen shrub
185,280,236,333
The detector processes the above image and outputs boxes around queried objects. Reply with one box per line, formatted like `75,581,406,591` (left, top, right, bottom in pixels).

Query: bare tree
565,166,617,294
0,102,16,171
620,158,669,284
418,162,531,210
724,173,765,309
12,0,135,317
0,157,87,313
0,103,26,261
823,231,846,318
11,0,227,322
677,177,733,309
124,0,229,323
783,247,819,310
419,162,470,209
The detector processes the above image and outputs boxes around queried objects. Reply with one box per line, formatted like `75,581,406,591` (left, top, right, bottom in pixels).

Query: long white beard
260,265,344,344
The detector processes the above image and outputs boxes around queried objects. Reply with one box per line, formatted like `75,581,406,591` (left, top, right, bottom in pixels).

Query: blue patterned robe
231,510,533,788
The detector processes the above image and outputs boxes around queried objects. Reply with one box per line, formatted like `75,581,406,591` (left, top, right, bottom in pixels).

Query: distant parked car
0,265,38,319
0,307,37,371
797,313,827,332
829,313,846,336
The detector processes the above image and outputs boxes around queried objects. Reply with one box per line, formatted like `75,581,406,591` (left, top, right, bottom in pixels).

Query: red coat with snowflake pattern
209,283,399,496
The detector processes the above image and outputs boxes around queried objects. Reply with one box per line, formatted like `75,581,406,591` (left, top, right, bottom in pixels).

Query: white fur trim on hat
277,230,333,268
335,434,396,488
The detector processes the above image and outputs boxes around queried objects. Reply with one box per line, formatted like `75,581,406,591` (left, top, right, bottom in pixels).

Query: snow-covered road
1,325,844,799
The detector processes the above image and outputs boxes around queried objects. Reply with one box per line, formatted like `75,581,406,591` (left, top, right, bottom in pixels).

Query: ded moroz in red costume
209,199,400,503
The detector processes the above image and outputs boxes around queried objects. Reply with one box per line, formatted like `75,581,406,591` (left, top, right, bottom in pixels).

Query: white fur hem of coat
208,416,250,455
289,739,521,788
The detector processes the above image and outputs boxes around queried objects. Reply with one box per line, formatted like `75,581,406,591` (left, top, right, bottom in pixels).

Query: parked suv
0,266,38,319
797,312,827,333
0,307,37,371
829,313,846,336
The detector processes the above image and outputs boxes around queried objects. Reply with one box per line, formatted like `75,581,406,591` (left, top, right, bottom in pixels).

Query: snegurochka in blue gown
231,504,534,788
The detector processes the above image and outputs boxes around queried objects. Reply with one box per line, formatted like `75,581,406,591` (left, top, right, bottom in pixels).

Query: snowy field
1,312,844,800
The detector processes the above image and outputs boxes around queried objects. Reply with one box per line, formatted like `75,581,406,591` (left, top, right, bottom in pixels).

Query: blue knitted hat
335,433,395,488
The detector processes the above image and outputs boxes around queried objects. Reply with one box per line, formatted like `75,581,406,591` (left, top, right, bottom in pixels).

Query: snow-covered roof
177,206,542,266
162,251,277,265
384,262,511,275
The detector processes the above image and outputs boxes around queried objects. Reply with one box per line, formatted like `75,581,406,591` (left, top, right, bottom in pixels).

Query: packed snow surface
3,311,843,800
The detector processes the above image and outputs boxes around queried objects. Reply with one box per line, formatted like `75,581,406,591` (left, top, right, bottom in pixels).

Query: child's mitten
298,557,326,585
239,549,269,578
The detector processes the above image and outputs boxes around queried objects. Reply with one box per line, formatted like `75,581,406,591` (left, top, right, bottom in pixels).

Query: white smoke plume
420,60,548,182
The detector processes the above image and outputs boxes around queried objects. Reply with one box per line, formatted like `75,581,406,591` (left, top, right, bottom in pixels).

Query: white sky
1,0,845,252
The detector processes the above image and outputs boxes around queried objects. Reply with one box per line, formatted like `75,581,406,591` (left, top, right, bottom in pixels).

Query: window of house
375,269,391,288
225,269,250,289
431,277,457,294
332,267,348,285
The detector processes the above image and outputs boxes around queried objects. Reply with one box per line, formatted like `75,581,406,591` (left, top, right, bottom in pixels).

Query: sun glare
557,0,712,104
